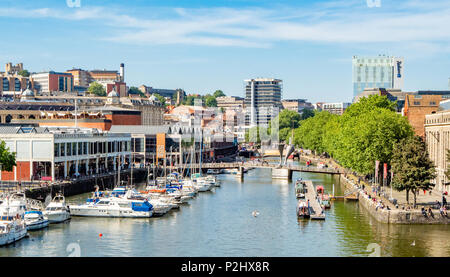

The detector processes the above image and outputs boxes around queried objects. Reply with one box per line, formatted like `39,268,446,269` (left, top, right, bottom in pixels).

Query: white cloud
0,1,449,49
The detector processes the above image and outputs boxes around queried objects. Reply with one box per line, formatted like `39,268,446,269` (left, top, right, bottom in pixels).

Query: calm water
2,167,450,257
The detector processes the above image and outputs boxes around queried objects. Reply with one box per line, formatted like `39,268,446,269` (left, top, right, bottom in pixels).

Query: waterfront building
424,100,450,192
281,99,313,114
216,96,245,110
31,71,74,94
321,102,351,115
244,78,282,127
0,126,131,181
352,55,404,97
404,94,448,137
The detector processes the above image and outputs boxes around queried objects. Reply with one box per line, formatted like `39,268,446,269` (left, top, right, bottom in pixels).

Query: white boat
43,194,71,223
69,196,154,218
0,196,28,246
221,168,239,175
206,169,221,174
24,211,49,231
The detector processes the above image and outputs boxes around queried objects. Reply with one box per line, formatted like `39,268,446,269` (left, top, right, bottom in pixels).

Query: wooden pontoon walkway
304,180,325,220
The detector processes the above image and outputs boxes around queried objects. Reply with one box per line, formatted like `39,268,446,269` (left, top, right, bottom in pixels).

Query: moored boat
43,194,71,223
24,211,49,231
296,200,310,219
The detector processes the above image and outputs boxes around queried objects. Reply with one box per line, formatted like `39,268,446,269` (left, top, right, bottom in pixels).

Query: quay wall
25,169,147,200
340,175,450,225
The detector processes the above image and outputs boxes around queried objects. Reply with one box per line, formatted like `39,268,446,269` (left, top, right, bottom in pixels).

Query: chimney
120,63,125,82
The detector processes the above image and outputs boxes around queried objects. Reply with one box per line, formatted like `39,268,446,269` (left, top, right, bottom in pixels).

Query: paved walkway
302,154,448,209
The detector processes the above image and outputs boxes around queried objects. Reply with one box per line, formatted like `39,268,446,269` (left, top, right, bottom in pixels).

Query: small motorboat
296,200,310,219
295,180,307,199
24,211,49,231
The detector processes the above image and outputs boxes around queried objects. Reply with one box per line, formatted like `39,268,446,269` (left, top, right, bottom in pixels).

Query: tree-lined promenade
247,95,440,207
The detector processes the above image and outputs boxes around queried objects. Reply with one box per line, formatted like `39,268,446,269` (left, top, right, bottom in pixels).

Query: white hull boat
24,211,49,231
69,197,154,218
43,194,71,223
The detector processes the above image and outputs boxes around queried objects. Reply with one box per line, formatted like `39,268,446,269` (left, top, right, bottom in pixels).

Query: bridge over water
168,161,347,180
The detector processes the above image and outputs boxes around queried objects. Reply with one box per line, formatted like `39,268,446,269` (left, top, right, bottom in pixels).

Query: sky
0,0,450,103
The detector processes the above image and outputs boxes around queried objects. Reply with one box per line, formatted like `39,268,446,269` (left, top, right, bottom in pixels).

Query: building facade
244,78,282,127
322,102,351,115
352,55,404,97
404,94,447,137
31,71,74,94
0,126,131,181
216,96,245,110
425,107,450,193
281,99,313,114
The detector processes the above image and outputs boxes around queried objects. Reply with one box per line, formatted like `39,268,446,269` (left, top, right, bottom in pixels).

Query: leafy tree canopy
87,82,106,97
391,136,436,205
0,141,16,172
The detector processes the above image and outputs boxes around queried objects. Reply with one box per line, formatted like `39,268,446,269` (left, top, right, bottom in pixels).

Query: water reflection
1,167,449,257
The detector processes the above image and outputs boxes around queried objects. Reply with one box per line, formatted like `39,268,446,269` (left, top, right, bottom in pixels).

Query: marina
1,165,450,256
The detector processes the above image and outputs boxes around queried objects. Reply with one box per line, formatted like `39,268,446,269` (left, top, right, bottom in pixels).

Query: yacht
0,196,28,246
43,194,71,223
24,211,49,231
69,196,154,218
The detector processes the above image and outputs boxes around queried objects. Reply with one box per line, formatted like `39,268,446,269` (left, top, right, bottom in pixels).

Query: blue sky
1,0,450,102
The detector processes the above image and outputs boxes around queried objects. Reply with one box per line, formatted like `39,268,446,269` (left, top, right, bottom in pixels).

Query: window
14,78,21,91
414,101,421,105
54,143,59,157
78,142,82,155
60,143,65,156
67,143,71,156
2,78,9,91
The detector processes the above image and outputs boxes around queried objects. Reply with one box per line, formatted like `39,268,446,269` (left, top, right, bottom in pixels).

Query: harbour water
1,167,450,257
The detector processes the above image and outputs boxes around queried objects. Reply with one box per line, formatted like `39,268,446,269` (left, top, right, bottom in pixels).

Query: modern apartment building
352,55,404,97
244,78,282,127
31,71,74,94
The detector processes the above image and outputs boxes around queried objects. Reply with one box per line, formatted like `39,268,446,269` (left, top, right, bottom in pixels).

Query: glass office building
352,55,404,97
244,78,282,127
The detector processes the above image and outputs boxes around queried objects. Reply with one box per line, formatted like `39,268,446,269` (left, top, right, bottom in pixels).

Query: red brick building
404,94,444,137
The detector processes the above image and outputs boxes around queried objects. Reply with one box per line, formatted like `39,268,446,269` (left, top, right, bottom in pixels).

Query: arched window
2,78,9,91
5,114,12,123
14,78,21,91
29,115,35,119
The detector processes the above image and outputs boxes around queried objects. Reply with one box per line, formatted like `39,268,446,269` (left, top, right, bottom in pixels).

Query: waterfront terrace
0,126,131,182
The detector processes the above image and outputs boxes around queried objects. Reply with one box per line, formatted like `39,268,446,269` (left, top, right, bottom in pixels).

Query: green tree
205,95,217,107
128,86,144,97
294,111,333,154
271,109,301,142
335,108,413,174
18,70,30,77
0,141,16,172
87,82,106,97
301,109,315,120
213,90,226,98
153,93,166,105
391,136,436,206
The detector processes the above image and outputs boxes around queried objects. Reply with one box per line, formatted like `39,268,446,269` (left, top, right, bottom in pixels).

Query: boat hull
69,206,153,218
26,220,49,231
44,212,71,223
